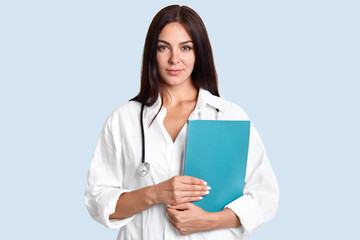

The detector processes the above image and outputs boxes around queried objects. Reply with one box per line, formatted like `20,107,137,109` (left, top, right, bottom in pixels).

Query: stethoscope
136,103,219,177
137,103,150,177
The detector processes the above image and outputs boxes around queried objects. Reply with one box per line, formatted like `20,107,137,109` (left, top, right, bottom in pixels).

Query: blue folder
183,120,250,212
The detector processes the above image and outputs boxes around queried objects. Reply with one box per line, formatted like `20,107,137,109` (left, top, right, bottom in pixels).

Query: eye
157,45,168,51
181,45,193,51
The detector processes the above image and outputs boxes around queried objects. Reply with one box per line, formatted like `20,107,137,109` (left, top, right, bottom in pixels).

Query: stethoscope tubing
137,102,219,177
140,103,146,165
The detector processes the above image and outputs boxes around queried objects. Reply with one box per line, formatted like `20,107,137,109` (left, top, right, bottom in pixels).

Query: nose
169,49,180,64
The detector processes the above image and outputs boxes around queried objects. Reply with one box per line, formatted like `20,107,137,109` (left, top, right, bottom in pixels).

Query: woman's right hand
150,176,210,206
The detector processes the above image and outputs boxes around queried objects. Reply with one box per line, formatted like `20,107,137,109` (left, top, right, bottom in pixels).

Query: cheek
156,54,168,68
186,56,195,68
185,53,195,66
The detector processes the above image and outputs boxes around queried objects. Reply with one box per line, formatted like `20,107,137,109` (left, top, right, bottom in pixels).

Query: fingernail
199,197,203,200
204,191,209,195
204,181,207,185
206,186,211,190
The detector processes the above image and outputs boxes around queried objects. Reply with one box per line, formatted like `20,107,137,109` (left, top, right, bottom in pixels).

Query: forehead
158,22,192,42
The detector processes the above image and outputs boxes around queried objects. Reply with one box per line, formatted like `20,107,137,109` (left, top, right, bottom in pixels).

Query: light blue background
1,0,359,239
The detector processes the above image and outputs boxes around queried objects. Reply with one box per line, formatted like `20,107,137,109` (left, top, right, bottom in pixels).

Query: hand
151,176,210,205
166,203,215,235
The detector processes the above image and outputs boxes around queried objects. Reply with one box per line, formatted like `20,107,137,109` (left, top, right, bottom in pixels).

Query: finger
170,192,207,205
167,202,191,210
179,175,207,186
166,207,176,217
175,196,203,204
167,214,177,228
178,184,211,192
166,207,184,222
180,190,210,198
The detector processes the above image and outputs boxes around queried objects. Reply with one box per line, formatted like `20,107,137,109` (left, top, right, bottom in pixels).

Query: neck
162,82,198,107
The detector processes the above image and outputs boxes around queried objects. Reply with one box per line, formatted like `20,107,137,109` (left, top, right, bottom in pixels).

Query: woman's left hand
166,203,215,235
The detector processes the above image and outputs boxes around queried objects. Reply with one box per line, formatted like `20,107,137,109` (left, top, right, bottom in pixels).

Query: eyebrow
158,40,193,45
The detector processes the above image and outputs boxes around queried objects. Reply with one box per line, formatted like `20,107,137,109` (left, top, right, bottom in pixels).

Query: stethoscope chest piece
137,162,150,177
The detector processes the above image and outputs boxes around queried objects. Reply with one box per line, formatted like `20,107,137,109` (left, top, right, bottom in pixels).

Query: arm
85,116,131,229
166,203,240,236
166,123,279,236
224,123,279,234
110,176,210,220
86,107,210,227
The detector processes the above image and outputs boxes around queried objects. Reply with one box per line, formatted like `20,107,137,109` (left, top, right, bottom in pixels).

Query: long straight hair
131,5,219,107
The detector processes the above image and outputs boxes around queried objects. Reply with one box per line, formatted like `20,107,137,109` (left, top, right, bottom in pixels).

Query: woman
85,5,279,239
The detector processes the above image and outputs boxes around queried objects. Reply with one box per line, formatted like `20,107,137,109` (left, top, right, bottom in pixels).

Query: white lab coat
85,88,279,240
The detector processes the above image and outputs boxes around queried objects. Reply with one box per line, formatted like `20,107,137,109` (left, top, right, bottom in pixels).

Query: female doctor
85,5,279,240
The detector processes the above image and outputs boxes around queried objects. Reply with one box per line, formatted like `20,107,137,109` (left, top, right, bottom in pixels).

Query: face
156,22,195,89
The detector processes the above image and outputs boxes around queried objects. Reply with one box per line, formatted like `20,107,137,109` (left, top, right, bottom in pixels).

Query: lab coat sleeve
85,113,134,229
225,123,279,235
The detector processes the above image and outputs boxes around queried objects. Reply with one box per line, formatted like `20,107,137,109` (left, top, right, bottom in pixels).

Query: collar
145,94,162,118
144,88,224,121
196,88,224,112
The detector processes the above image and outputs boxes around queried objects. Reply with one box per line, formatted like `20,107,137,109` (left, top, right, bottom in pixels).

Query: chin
163,79,191,88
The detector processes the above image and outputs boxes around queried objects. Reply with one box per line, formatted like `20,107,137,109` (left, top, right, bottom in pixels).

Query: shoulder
218,97,249,120
104,100,142,131
202,89,249,120
112,100,141,117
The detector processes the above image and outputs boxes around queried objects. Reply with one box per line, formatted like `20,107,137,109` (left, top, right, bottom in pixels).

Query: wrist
144,185,157,206
207,208,241,230
207,211,221,230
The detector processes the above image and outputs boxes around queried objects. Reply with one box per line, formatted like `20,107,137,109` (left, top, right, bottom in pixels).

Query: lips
166,69,182,76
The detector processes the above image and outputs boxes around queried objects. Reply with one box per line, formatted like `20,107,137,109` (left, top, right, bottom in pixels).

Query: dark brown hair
131,5,219,106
